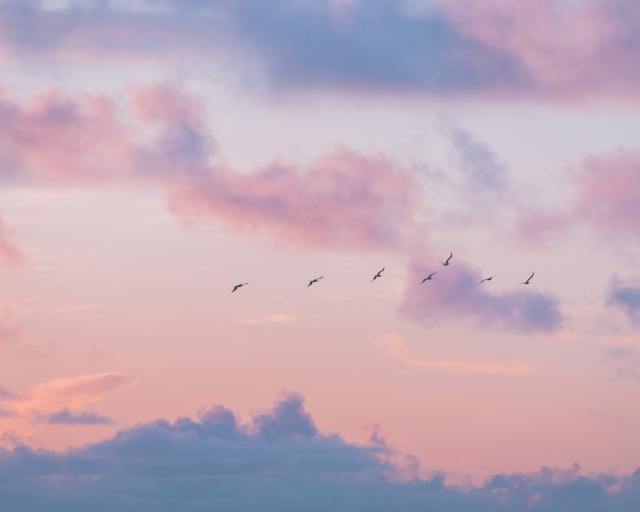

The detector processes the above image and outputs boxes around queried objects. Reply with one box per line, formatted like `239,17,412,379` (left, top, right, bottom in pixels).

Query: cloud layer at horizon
0,393,638,511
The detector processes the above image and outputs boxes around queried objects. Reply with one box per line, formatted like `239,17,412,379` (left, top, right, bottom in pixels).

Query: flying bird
442,253,453,266
421,272,437,284
522,272,535,285
479,275,497,284
307,276,324,287
371,267,385,282
231,282,249,293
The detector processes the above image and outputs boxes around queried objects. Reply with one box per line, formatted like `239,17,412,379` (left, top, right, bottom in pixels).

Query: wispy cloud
380,335,533,376
35,408,113,426
242,313,297,325
0,216,23,267
0,372,133,420
608,276,640,327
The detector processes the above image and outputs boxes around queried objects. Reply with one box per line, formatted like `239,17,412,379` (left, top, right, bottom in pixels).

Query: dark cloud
36,408,113,426
0,394,638,510
400,257,563,333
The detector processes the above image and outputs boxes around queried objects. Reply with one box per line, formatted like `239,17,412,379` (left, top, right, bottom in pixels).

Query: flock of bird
231,253,536,292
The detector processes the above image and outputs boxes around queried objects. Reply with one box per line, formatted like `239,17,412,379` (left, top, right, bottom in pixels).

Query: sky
0,0,639,510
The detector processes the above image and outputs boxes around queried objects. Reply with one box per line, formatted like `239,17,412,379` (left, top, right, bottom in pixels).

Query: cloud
0,393,638,510
605,345,640,383
0,307,20,346
381,335,533,376
170,150,425,251
447,125,509,202
400,256,563,333
608,277,640,326
0,372,133,419
574,150,640,240
0,85,427,253
35,408,113,426
0,216,23,267
2,1,640,100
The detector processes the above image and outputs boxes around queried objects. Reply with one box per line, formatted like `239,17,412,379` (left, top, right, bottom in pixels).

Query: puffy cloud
400,256,563,333
0,393,638,510
2,1,640,100
170,151,425,251
515,148,640,246
36,408,113,426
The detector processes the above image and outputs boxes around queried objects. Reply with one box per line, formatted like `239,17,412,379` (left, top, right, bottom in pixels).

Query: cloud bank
2,0,640,100
0,393,638,511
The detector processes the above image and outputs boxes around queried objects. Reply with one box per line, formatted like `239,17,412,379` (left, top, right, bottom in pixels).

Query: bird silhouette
479,275,497,284
442,252,453,266
371,267,385,282
307,276,324,287
522,272,535,285
231,282,249,293
421,272,437,284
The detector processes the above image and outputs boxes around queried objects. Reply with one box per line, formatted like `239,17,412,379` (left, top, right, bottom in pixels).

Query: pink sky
0,1,639,509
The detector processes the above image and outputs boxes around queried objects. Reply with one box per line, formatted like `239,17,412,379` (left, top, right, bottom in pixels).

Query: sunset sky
0,1,639,510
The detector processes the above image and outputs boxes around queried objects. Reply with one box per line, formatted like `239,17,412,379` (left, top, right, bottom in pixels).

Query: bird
371,267,385,282
479,275,497,284
307,276,324,287
522,272,535,285
442,252,453,266
421,272,437,284
231,282,249,293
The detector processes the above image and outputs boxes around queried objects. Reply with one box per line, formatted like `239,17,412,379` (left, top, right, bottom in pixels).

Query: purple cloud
36,408,113,426
2,1,640,100
400,256,563,333
608,278,640,326
0,394,638,510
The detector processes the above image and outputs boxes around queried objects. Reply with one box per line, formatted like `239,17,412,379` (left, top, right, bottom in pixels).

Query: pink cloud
0,307,20,346
0,372,133,418
574,150,640,238
446,0,640,101
380,335,533,376
0,85,427,253
515,148,640,245
170,151,425,251
0,216,23,266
